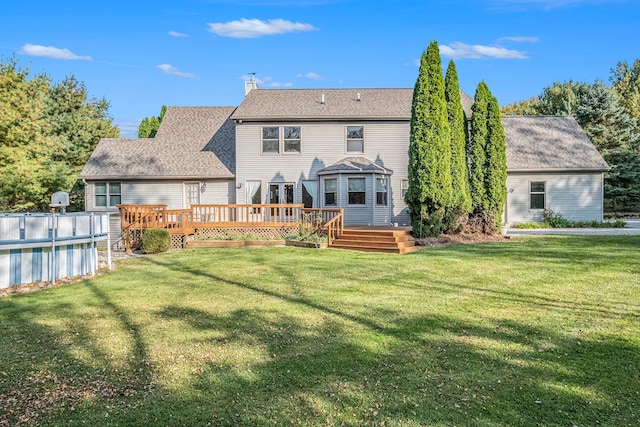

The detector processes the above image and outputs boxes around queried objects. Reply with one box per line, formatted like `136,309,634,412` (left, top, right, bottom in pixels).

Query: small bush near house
512,209,627,229
141,228,171,253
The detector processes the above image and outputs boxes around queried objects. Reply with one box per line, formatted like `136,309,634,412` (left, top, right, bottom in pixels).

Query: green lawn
1,236,639,426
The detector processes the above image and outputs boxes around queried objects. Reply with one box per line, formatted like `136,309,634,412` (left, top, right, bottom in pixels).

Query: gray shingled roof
232,88,474,121
318,157,394,175
503,115,609,171
80,106,236,180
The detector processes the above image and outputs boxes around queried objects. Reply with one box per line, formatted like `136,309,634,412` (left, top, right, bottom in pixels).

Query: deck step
331,228,418,254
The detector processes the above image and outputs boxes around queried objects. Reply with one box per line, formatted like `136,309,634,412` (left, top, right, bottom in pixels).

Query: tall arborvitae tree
138,105,167,138
406,41,452,237
484,94,508,230
469,82,490,213
444,60,472,223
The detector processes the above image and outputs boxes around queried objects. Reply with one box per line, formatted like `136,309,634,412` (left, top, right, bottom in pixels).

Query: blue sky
1,0,638,137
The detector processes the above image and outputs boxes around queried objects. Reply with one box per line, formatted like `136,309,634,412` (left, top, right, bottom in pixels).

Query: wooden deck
117,204,343,252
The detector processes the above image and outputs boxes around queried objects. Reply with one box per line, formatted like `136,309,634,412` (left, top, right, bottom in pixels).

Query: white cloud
168,30,189,38
439,42,528,59
156,64,198,79
297,72,322,80
19,44,92,60
208,18,317,38
497,36,539,43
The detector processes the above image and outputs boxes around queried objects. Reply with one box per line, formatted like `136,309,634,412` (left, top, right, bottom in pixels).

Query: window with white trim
348,177,366,205
284,126,301,153
376,177,388,206
530,181,545,209
346,126,364,153
262,127,279,153
324,178,337,206
401,179,409,199
95,182,121,207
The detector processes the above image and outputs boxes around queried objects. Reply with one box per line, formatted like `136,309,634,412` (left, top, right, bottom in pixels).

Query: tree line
501,60,640,213
407,41,507,237
0,57,119,212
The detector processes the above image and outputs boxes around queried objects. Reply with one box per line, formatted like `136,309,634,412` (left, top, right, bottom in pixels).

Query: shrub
141,228,171,254
543,209,572,228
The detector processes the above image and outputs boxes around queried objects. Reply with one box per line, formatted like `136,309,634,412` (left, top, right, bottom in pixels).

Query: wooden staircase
331,228,418,254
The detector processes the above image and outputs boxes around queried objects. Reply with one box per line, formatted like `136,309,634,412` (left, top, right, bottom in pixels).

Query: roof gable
503,115,609,171
80,106,236,180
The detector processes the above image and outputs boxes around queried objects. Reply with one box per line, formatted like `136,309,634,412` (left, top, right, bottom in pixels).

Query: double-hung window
262,127,279,153
262,126,301,154
530,181,545,210
348,177,366,205
284,127,301,153
324,178,337,206
376,177,388,206
346,126,364,153
401,179,409,199
95,182,121,207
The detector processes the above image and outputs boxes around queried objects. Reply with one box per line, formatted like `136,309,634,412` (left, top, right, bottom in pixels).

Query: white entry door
185,182,200,208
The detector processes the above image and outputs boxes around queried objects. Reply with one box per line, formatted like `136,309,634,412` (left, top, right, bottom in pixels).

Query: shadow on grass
113,251,639,426
1,236,638,426
0,282,155,426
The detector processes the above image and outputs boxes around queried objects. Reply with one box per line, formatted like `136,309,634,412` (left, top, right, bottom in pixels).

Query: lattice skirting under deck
194,226,298,241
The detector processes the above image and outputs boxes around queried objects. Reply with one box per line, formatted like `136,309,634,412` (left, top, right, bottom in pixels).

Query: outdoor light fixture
236,183,243,189
200,182,207,193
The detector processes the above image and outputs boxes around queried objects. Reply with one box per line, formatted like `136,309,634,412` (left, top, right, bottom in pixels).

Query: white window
95,182,121,207
284,126,301,153
262,126,301,154
530,181,545,210
376,177,388,206
401,179,409,199
246,180,262,204
348,177,366,205
346,126,364,153
324,178,337,206
262,127,279,153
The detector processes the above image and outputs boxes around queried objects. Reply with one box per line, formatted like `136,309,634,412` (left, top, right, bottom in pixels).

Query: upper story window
262,126,301,154
284,126,301,153
262,127,279,153
348,177,366,205
401,179,409,199
95,181,121,207
324,178,337,206
346,126,364,153
530,181,545,210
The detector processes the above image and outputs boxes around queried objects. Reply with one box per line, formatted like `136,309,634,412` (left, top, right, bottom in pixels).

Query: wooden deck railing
191,204,304,226
117,204,346,251
324,210,344,247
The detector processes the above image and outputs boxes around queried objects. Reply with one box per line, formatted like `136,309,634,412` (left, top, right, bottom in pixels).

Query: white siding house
80,86,608,231
502,116,609,225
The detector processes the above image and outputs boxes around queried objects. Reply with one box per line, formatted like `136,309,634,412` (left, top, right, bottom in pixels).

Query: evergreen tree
469,82,490,213
610,58,640,122
0,57,118,212
138,105,167,138
484,95,508,230
603,150,640,212
535,80,591,116
406,41,452,237
444,60,472,222
574,81,640,153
